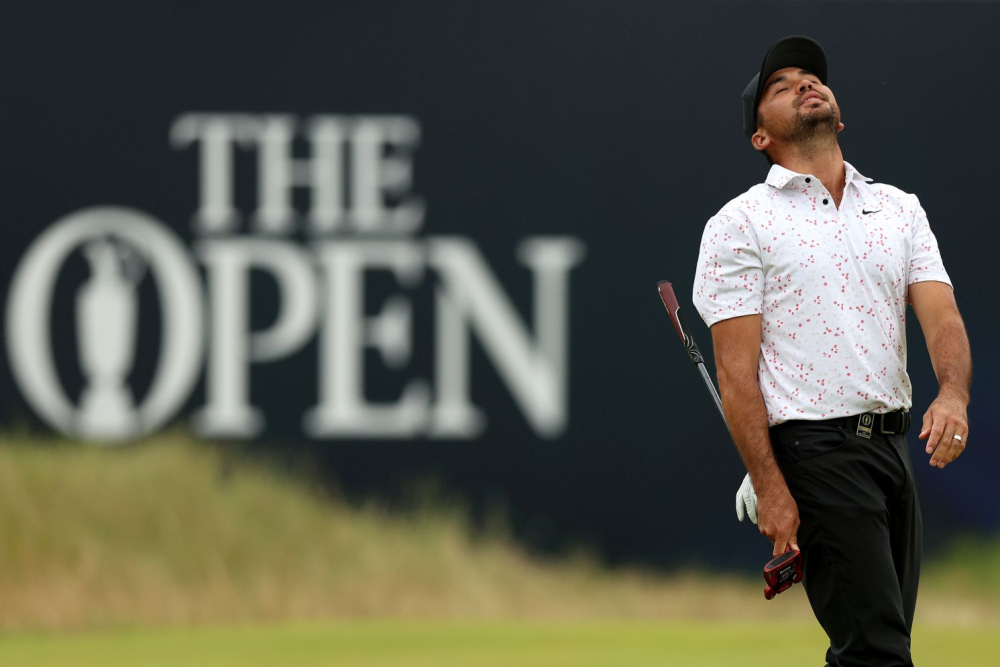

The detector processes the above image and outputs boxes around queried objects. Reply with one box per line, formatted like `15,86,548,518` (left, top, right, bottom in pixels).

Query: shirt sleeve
691,212,765,328
907,197,953,290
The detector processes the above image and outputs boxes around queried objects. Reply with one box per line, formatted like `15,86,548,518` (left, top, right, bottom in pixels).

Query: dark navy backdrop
2,1,997,570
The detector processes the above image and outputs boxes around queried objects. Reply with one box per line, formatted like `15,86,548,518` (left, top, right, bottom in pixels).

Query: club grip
656,281,683,341
657,280,705,365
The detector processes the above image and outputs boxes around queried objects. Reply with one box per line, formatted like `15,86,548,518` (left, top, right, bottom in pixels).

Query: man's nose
796,79,815,93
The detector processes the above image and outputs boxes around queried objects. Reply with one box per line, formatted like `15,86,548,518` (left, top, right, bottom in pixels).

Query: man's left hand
736,473,758,525
919,393,969,469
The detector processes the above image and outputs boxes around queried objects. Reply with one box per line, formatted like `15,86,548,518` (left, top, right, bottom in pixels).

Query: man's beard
786,101,840,144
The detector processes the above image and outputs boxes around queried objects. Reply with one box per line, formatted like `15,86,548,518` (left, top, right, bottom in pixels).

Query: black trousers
769,418,922,667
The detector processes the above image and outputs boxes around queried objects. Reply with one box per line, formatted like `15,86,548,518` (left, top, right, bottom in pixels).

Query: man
691,36,972,667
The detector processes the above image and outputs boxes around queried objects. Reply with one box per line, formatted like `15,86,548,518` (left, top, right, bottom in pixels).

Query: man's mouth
799,92,825,107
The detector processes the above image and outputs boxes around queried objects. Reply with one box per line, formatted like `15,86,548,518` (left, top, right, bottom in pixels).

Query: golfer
691,36,972,666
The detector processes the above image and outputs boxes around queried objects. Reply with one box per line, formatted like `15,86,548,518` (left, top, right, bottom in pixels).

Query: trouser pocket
771,423,850,463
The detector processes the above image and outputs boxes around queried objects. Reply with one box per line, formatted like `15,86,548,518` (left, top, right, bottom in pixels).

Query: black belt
777,409,911,437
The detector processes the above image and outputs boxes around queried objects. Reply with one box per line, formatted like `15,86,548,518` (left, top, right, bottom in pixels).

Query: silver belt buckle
856,413,874,439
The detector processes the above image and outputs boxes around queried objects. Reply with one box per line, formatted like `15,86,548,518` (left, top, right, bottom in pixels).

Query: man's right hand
708,314,801,557
756,483,800,556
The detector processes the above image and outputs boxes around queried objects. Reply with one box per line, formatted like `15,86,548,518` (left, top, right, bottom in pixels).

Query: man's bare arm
711,313,799,555
908,281,972,468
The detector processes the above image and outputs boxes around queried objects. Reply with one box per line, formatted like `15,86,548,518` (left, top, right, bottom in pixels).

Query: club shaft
697,362,729,431
657,280,732,438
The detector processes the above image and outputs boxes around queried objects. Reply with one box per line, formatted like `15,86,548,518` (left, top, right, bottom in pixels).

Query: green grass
1,428,999,667
0,432,804,630
0,620,997,667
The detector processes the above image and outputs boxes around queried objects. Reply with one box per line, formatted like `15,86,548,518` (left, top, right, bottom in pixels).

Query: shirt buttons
823,198,829,205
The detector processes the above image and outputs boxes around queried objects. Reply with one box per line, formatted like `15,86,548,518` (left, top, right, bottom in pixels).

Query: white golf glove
736,472,758,525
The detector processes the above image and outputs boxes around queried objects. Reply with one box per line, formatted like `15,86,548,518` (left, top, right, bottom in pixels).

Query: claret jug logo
5,114,586,443
7,208,204,441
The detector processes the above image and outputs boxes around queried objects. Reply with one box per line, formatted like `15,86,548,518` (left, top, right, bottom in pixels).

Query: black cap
742,36,828,138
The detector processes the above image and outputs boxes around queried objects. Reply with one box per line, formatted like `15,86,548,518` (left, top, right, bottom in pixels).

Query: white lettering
428,237,585,438
350,116,424,234
195,239,318,437
305,241,428,437
170,114,255,234
6,113,589,445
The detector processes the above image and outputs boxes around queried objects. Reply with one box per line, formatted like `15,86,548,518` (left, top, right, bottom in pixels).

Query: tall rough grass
0,432,994,630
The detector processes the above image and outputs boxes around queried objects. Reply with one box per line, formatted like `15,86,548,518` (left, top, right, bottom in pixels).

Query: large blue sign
1,2,995,568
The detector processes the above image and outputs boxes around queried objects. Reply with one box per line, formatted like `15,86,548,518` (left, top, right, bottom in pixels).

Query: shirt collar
843,161,873,186
765,161,874,190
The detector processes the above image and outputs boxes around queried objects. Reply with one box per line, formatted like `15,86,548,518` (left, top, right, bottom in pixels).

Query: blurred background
1,2,998,665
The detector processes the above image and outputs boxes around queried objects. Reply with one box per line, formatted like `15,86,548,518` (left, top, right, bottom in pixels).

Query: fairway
1,620,997,667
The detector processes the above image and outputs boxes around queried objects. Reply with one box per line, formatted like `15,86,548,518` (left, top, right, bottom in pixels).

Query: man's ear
836,121,845,133
751,130,771,152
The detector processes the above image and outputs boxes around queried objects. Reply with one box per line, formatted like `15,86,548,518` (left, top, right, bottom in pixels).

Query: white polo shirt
692,161,952,426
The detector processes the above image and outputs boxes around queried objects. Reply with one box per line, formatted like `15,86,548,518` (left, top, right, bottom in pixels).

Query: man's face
756,66,842,143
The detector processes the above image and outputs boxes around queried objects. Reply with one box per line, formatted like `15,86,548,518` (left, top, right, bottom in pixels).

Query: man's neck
776,139,846,207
